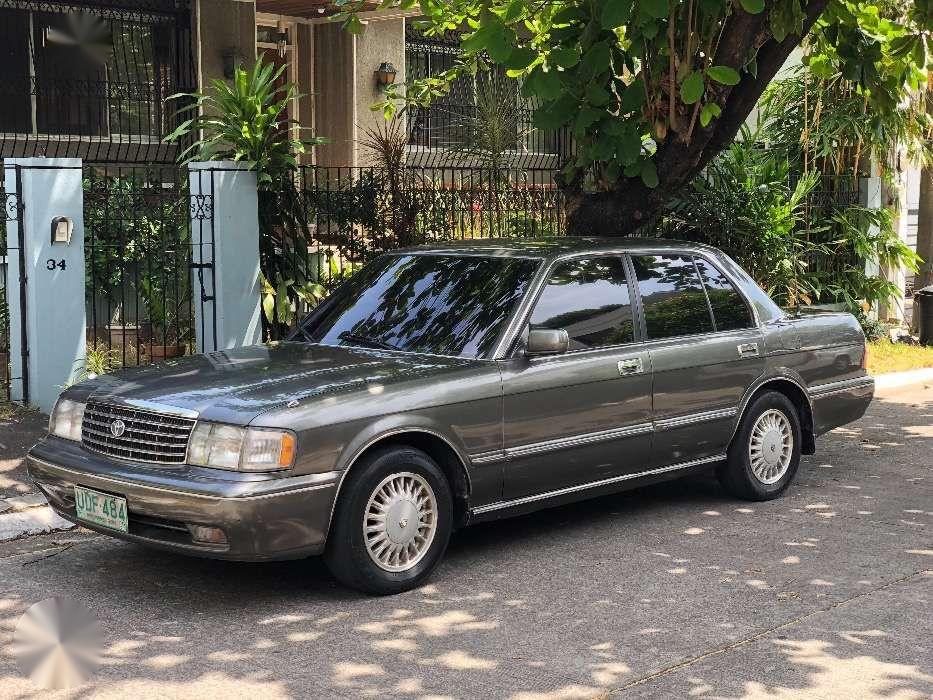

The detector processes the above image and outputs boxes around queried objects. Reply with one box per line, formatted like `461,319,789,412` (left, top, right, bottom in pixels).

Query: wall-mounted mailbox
51,216,74,245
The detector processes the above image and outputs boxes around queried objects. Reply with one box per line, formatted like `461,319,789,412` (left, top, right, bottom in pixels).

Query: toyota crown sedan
28,239,874,594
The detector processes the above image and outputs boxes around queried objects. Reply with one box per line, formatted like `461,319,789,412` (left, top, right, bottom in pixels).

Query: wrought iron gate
83,163,215,370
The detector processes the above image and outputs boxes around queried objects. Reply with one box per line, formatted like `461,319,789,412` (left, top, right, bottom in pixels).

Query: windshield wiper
337,332,399,351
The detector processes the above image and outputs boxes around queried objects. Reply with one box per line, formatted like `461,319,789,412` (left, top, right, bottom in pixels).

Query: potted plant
140,275,188,362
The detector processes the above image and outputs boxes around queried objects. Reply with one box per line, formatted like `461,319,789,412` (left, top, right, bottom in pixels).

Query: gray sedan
28,238,874,594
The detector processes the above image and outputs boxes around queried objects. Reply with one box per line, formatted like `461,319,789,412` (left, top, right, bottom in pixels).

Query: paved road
0,384,930,699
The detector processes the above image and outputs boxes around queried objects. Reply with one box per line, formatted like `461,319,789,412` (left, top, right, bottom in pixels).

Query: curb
872,367,933,390
0,494,76,542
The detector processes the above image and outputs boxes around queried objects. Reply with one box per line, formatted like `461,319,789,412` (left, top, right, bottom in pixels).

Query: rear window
306,254,539,358
693,258,755,330
631,255,714,339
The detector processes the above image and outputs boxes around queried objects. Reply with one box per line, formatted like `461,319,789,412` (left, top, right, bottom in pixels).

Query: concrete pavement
0,383,930,699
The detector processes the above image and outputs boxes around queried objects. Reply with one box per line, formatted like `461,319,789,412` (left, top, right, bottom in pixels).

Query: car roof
396,237,719,260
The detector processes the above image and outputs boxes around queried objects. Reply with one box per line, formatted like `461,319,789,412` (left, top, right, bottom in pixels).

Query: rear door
498,255,652,500
631,253,764,467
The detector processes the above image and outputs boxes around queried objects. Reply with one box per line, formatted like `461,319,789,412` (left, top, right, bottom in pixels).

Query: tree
339,0,931,235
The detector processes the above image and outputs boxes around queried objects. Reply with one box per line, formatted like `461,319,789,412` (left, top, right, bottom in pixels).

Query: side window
528,256,635,351
631,255,714,339
694,258,755,331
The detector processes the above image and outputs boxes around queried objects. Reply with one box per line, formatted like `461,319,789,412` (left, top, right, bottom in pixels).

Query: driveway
0,383,930,699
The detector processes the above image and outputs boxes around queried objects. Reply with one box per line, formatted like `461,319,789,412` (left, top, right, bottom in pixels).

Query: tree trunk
565,0,829,236
916,86,933,291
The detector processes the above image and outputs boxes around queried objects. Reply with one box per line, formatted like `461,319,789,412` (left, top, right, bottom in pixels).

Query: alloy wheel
363,472,438,573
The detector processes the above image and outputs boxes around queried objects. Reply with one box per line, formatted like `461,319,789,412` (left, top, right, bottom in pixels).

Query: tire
718,391,802,501
324,446,453,595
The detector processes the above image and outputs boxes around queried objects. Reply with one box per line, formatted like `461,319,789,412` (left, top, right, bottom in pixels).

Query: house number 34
46,258,66,271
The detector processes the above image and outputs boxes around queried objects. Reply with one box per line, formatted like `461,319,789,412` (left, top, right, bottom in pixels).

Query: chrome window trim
471,453,725,515
491,246,763,360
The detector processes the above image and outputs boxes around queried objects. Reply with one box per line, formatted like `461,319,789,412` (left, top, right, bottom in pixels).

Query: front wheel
324,446,452,595
718,391,802,501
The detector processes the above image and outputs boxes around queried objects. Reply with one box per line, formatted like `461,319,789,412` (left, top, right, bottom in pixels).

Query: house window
0,2,194,161
404,23,559,157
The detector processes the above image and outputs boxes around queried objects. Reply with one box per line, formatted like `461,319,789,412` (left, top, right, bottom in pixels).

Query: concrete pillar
859,175,883,320
188,162,262,354
4,158,86,413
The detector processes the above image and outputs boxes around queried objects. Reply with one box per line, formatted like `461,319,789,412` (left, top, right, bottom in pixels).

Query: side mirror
526,328,570,356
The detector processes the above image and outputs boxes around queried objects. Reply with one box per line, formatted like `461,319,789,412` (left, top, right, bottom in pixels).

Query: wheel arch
327,428,473,536
732,377,815,455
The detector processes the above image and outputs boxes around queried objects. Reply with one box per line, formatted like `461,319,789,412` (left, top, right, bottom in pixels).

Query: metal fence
0,177,16,401
260,164,565,334
83,164,198,368
0,0,196,163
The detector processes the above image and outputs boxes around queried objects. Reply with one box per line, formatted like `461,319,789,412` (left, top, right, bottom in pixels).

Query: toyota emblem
110,419,126,438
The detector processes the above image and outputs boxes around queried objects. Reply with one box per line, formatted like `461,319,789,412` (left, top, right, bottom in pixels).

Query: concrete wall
195,0,257,88
354,18,406,167
312,18,406,168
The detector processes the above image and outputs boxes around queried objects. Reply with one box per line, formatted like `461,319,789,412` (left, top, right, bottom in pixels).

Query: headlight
188,423,296,472
49,399,86,441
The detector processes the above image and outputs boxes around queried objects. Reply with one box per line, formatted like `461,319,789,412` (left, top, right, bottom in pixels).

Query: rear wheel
718,391,801,501
324,446,452,595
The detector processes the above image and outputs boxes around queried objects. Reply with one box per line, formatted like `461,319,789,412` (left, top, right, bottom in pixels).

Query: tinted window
529,257,635,350
307,254,539,358
632,255,714,339
694,258,755,330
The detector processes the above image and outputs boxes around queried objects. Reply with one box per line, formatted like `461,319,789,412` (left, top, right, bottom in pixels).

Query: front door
499,255,653,500
629,253,765,467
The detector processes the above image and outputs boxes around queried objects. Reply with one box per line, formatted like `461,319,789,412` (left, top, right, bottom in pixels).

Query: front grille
81,402,195,464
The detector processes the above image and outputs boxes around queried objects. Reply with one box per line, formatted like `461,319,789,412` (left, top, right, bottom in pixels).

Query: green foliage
165,58,326,187
666,131,823,306
355,0,929,200
664,132,919,315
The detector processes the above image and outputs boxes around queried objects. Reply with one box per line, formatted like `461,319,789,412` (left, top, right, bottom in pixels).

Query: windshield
304,254,541,358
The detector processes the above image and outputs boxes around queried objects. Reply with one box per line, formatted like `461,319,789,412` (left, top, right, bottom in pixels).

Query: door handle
737,342,759,357
617,357,644,375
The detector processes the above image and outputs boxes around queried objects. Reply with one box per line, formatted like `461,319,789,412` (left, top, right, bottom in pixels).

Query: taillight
861,338,868,370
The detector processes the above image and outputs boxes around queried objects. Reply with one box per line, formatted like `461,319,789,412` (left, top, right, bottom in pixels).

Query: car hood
76,343,478,424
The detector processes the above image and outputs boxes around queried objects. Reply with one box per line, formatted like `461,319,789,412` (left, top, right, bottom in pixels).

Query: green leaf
345,14,364,35
580,41,612,80
640,159,659,188
586,83,612,106
739,0,764,14
642,0,669,20
706,65,741,85
620,78,645,113
550,47,580,68
533,94,579,129
523,66,564,99
505,46,537,70
616,128,642,164
601,0,633,28
680,71,705,104
699,102,721,127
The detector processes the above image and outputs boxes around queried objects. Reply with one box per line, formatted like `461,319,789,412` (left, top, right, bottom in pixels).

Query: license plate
74,486,128,533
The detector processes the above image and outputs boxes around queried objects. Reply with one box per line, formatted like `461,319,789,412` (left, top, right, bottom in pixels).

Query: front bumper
27,437,340,561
